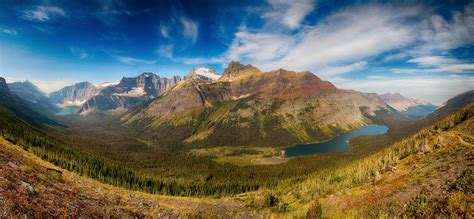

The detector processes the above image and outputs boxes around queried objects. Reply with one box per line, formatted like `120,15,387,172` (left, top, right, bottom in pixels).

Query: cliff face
79,73,181,114
123,62,390,147
49,82,100,106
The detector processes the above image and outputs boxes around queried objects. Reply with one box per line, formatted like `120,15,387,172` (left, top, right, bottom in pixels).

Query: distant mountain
8,80,60,115
380,92,437,119
186,67,221,81
123,61,391,147
8,80,46,102
79,73,182,114
0,77,55,126
49,82,100,107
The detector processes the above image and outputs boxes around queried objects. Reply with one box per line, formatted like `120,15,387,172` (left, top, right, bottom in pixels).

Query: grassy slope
0,137,262,217
242,103,473,217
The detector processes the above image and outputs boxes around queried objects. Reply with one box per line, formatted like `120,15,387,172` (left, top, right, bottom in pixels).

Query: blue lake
284,125,388,157
54,106,79,116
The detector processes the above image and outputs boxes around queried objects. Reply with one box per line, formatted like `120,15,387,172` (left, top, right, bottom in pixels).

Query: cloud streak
227,4,421,73
392,56,474,74
69,47,88,59
263,0,315,29
22,6,67,21
114,56,156,65
0,28,17,36
180,17,198,43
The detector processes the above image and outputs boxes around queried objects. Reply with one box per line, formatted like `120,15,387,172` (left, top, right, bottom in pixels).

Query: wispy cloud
392,56,474,74
318,61,368,76
262,0,315,29
160,24,171,39
22,6,66,21
69,47,88,59
114,55,156,65
227,30,294,63
180,17,198,43
418,3,474,52
156,44,174,59
227,4,420,72
179,57,225,65
0,28,18,36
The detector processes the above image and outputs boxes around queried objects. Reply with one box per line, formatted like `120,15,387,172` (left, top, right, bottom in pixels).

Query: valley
2,0,474,217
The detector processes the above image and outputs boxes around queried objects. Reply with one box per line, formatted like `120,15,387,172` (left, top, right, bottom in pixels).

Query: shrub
306,201,323,218
19,165,33,173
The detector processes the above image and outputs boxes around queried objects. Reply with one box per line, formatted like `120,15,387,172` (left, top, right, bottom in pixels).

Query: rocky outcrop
220,61,261,80
0,77,10,94
49,82,99,107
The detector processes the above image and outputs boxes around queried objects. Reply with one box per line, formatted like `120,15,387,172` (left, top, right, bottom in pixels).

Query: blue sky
0,0,473,104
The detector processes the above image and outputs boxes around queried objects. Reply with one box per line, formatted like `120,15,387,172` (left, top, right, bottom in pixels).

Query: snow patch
114,87,146,97
96,82,119,88
194,67,221,80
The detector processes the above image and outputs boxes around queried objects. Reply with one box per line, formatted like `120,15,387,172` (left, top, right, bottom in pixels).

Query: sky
0,0,473,104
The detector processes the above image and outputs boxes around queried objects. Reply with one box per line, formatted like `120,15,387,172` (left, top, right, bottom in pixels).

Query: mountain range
1,61,464,149
123,61,391,147
380,92,438,119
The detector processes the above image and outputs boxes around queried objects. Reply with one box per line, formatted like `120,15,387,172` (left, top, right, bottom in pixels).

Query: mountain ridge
380,92,438,119
123,62,390,147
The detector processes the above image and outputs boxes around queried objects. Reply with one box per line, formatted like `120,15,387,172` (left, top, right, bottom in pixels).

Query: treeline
0,106,261,196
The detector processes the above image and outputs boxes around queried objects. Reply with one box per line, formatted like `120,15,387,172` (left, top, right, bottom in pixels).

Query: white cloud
156,44,174,59
408,56,459,66
319,61,368,76
419,3,474,51
263,0,315,29
0,28,17,36
331,75,474,105
114,56,156,65
160,24,170,38
392,56,474,74
22,6,66,21
227,4,420,72
69,47,88,59
227,30,294,63
180,17,198,43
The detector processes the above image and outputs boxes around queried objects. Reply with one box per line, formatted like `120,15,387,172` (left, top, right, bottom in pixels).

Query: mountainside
79,73,181,114
0,78,55,127
49,82,100,107
124,61,390,147
8,80,46,102
426,90,474,120
8,81,60,115
380,92,437,119
255,102,474,217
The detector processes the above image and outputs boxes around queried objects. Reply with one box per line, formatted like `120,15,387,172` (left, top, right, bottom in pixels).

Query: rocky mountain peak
8,80,47,102
221,61,260,79
0,77,10,93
